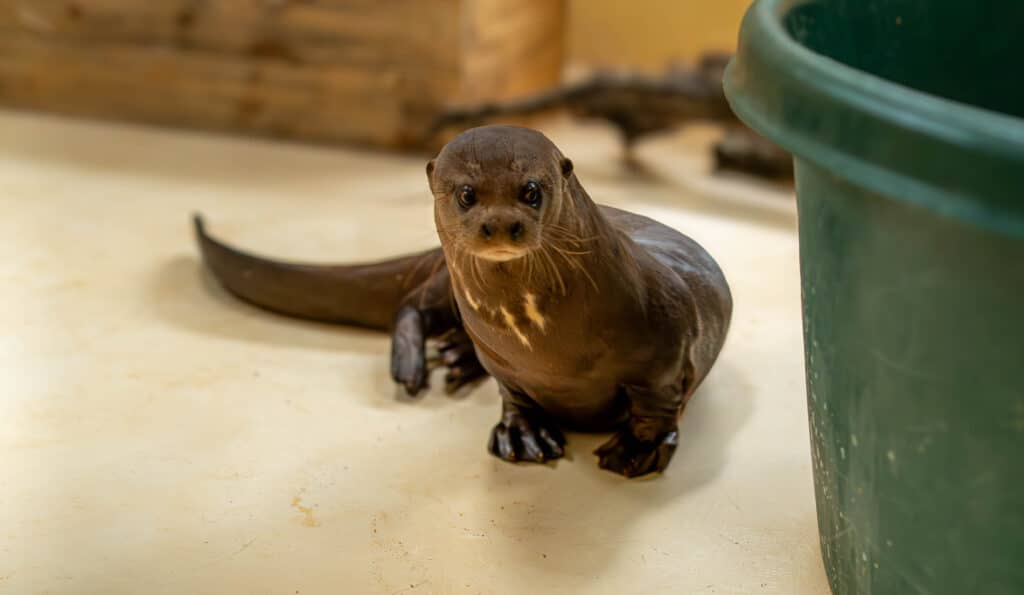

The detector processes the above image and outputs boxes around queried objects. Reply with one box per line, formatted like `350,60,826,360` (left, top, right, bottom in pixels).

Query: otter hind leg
595,382,684,478
488,391,566,464
595,424,679,478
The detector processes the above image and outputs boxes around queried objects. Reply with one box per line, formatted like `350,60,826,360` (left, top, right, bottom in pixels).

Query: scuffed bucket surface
725,0,1024,593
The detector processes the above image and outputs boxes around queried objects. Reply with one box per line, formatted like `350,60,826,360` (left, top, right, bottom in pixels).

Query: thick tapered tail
193,214,445,331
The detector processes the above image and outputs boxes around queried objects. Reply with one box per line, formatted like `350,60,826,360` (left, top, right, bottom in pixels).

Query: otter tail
193,214,445,331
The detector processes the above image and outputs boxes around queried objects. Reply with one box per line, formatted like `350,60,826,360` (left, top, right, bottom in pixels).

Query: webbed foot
595,428,678,478
488,405,566,464
436,328,487,394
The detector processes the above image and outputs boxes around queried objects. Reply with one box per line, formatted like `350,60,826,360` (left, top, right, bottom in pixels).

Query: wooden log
0,0,565,149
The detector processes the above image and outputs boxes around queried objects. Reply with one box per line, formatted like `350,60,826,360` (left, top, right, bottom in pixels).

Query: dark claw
595,428,678,478
489,423,515,460
488,409,566,465
436,327,488,394
517,427,545,462
442,346,467,366
443,360,487,394
438,330,477,365
538,426,565,458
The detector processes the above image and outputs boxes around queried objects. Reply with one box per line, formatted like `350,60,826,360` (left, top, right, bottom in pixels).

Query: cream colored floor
1,111,829,594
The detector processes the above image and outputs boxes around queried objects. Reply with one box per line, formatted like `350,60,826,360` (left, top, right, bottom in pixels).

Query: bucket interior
784,1,1024,120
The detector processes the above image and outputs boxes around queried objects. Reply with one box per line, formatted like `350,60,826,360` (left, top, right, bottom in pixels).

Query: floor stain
291,495,320,527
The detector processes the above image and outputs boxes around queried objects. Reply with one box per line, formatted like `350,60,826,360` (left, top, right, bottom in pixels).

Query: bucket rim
724,0,1024,236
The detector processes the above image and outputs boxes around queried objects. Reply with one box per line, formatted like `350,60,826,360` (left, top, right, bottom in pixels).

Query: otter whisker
463,260,474,294
472,255,486,291
540,245,567,296
525,250,537,286
549,240,593,258
543,226,599,246
550,245,591,256
551,242,599,292
535,247,554,294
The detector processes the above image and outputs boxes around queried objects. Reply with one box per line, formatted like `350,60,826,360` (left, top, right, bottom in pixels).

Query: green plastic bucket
724,1,1024,593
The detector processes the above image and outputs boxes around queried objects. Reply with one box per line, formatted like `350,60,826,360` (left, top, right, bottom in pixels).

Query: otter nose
509,221,524,241
480,219,526,242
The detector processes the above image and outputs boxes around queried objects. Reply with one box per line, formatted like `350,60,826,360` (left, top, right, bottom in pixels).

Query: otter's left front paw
437,328,487,393
595,429,678,478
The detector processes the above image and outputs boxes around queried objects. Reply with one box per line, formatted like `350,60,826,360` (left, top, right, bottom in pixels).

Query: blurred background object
565,0,792,180
0,0,566,149
0,0,787,179
569,0,750,70
430,52,793,180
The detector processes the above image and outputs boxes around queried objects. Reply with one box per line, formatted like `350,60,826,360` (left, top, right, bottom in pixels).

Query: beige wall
568,0,751,70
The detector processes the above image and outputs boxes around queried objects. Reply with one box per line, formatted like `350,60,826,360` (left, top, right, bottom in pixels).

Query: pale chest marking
523,292,547,332
463,288,482,311
499,306,532,349
456,272,536,349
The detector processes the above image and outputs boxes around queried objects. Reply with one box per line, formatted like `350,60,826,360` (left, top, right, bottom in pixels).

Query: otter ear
560,157,574,178
425,159,436,191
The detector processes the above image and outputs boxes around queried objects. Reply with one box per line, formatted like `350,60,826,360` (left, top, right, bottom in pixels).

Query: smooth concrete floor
1,111,829,594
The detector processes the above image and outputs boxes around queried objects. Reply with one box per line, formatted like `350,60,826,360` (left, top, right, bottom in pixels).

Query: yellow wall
568,0,751,70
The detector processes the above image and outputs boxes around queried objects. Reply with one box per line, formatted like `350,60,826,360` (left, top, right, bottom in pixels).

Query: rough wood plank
0,32,406,145
0,0,564,148
459,0,565,103
0,1,460,76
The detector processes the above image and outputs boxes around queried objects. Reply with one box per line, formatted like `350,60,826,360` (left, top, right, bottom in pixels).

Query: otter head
426,125,574,263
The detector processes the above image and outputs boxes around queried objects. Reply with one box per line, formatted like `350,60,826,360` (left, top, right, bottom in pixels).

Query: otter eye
520,181,542,209
456,185,476,209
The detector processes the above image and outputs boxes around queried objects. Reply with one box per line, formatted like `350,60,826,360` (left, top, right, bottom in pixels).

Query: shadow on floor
476,355,756,580
148,256,384,355
149,255,491,411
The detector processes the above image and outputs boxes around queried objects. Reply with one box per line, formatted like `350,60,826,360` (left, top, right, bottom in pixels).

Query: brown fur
195,125,731,477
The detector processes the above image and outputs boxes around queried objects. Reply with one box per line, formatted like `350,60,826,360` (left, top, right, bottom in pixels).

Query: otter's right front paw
390,309,427,396
488,410,566,464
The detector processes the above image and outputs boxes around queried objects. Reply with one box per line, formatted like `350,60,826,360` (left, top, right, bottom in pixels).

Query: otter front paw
390,309,427,396
595,429,678,478
488,410,566,464
437,328,487,393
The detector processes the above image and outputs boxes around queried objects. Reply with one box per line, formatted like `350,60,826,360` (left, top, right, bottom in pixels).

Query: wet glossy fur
195,125,731,477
